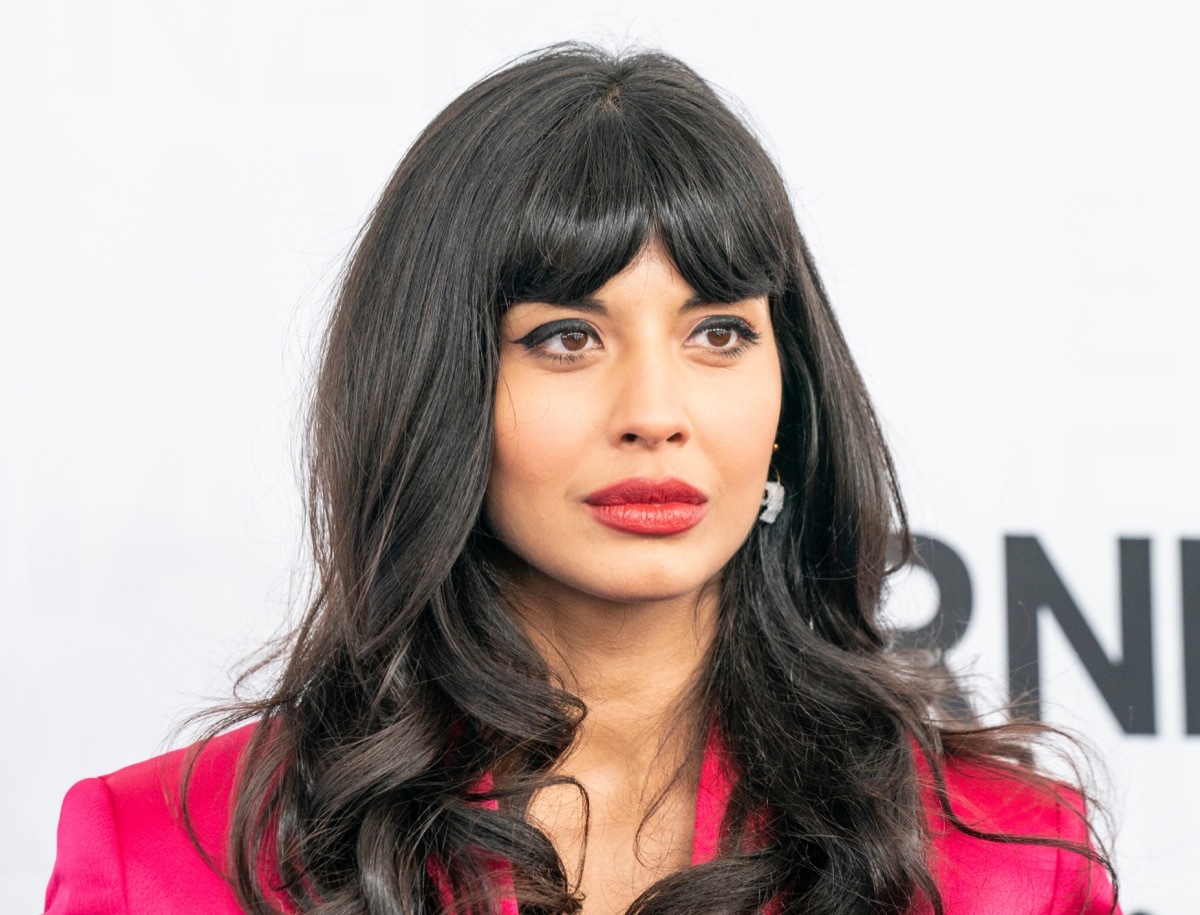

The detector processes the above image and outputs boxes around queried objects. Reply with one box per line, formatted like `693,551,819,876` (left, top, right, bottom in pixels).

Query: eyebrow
516,293,746,314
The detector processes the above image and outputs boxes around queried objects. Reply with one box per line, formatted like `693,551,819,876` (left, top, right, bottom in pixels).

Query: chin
490,527,736,609
573,564,724,606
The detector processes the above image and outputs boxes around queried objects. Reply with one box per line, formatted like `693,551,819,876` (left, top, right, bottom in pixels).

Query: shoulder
917,753,1119,915
43,723,256,915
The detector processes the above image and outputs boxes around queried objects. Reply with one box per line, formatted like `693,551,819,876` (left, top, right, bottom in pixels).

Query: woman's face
486,242,782,607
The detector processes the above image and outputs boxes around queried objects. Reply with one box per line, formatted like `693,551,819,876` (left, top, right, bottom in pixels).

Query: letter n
1006,536,1155,734
1185,539,1200,735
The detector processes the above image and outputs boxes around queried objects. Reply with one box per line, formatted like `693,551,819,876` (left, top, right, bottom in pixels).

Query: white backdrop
3,2,1196,913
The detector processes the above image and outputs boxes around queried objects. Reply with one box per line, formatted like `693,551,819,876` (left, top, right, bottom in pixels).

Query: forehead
580,242,700,307
506,242,769,317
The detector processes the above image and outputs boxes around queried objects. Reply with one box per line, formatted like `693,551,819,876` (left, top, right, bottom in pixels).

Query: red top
43,723,1119,914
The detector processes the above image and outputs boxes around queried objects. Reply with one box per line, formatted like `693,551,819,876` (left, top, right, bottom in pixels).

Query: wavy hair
185,44,1115,915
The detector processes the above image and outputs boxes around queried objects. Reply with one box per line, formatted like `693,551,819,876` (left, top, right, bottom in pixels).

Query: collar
431,723,736,914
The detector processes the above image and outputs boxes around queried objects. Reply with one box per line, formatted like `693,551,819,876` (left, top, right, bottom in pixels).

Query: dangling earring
759,443,785,524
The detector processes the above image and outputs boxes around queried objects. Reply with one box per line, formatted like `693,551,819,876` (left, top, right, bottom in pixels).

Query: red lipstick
584,477,708,535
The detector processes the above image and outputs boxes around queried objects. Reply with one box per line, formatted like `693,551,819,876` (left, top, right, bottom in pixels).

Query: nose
608,350,693,449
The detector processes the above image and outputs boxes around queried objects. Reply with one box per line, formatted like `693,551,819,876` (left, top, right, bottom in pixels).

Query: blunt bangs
489,51,795,311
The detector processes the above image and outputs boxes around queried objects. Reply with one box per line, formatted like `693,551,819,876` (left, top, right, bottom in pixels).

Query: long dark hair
186,44,1114,915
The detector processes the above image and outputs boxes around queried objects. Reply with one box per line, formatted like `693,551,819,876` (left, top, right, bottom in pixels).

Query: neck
503,567,720,776
500,567,722,914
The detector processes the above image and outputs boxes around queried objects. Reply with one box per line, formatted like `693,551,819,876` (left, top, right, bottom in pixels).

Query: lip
584,477,708,535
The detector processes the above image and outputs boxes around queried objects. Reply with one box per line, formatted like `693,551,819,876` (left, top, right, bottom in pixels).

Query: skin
485,240,782,915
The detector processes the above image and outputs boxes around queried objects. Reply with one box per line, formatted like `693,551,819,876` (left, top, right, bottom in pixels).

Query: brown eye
705,327,734,348
516,320,602,361
686,316,761,356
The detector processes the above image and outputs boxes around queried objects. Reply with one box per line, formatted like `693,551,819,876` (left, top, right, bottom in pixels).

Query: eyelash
691,317,762,358
515,316,762,365
515,319,598,364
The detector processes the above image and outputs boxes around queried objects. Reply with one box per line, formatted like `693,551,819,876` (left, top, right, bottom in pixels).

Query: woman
43,44,1119,915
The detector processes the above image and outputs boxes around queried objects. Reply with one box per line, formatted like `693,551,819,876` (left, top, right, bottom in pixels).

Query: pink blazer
43,723,1119,914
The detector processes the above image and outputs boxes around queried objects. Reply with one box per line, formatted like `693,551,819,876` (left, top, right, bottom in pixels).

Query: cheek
705,359,783,476
704,362,783,532
486,372,591,536
491,379,582,485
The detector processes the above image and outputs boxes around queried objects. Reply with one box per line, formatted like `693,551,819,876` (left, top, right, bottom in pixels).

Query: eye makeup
511,313,764,366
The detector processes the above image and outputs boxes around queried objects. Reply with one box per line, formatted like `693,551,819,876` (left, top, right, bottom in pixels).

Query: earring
760,480,785,523
759,444,785,523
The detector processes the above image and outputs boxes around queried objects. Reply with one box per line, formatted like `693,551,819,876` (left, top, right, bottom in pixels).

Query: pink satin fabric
426,736,733,915
44,722,1119,914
